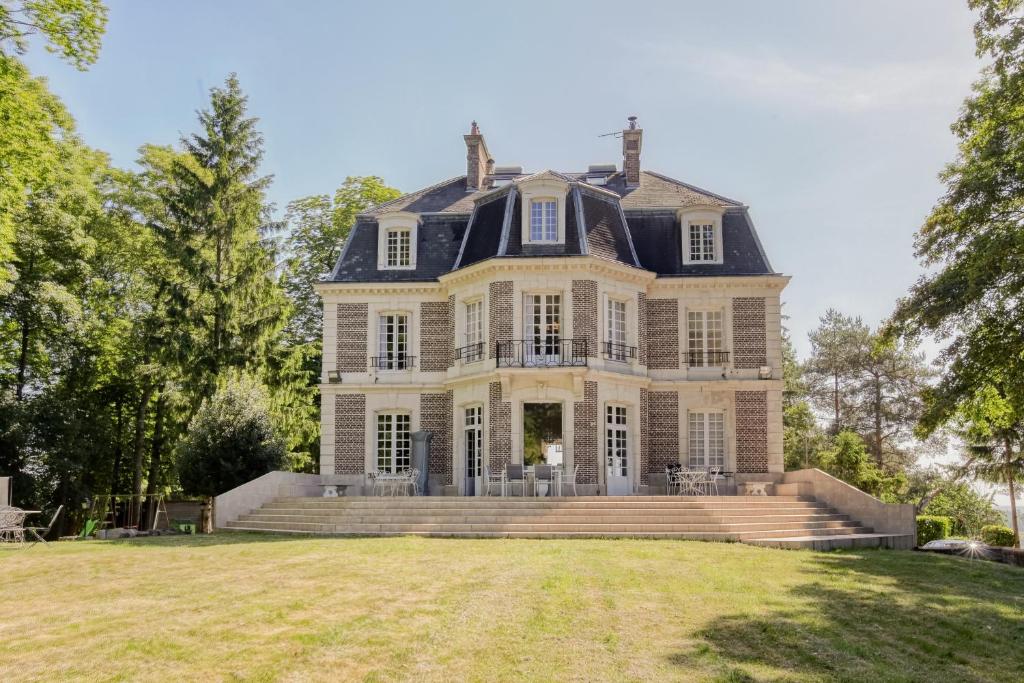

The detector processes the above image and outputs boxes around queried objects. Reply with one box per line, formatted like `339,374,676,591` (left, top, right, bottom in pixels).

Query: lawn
1,536,1022,682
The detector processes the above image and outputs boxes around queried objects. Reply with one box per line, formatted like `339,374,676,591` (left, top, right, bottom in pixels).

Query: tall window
377,412,411,472
606,405,628,477
606,299,627,361
529,199,558,242
688,223,716,262
378,313,409,369
465,406,483,478
524,294,561,361
687,310,724,366
385,229,412,267
688,411,725,469
464,300,483,363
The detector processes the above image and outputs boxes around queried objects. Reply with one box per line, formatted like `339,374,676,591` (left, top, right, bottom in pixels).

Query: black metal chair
505,464,526,496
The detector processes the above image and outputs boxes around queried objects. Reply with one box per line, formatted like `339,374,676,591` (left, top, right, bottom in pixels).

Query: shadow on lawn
103,531,328,548
668,550,1024,682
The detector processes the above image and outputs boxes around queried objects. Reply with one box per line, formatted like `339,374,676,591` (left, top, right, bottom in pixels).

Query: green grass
2,535,1022,682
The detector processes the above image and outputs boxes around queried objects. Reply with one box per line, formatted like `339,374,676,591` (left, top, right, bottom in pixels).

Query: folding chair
26,505,63,545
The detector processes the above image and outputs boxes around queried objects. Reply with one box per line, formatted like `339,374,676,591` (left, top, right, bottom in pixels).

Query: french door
605,405,630,495
524,294,561,365
464,406,483,495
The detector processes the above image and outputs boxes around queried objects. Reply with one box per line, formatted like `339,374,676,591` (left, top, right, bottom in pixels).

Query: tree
922,482,1003,538
818,431,906,502
886,0,1024,548
781,327,828,470
804,309,870,432
177,375,285,499
0,0,108,69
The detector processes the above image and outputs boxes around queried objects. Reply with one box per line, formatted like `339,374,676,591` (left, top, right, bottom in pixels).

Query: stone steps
226,520,866,534
237,512,851,526
746,533,917,551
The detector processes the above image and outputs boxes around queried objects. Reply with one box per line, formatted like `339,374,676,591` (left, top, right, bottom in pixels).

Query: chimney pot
622,117,643,187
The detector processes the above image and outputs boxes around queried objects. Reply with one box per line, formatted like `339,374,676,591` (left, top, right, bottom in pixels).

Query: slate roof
328,169,774,282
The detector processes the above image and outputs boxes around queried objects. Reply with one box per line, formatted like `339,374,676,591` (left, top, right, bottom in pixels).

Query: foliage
916,515,952,545
817,431,906,501
176,375,285,498
922,482,1003,537
980,524,1016,547
0,0,108,69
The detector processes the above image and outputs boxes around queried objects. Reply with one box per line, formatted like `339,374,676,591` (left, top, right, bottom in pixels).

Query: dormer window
679,207,724,265
529,199,558,242
376,212,418,270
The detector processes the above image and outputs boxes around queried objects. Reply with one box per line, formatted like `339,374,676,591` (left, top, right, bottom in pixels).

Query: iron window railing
602,341,637,362
370,355,416,370
454,342,486,364
495,339,588,368
686,350,731,367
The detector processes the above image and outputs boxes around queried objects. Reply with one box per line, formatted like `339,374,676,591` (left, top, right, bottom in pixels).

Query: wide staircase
223,495,910,549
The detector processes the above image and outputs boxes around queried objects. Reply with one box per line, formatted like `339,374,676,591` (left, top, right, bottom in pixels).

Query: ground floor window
465,405,482,477
377,412,411,472
688,411,725,469
606,405,628,477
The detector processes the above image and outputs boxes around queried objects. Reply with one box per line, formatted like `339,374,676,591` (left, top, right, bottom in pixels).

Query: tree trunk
1005,436,1020,549
110,398,124,499
15,318,30,401
874,378,883,466
144,390,166,530
833,370,840,432
130,383,156,526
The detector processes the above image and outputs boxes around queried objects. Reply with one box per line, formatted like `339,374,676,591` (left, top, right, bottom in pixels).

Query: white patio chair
25,505,63,545
706,467,723,496
561,465,579,496
533,465,555,497
0,506,27,543
484,468,504,496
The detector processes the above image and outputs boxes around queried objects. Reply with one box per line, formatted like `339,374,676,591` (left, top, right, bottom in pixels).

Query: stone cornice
438,256,656,288
314,281,442,296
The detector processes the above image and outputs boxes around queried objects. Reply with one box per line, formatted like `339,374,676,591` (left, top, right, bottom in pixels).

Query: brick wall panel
488,382,511,472
732,298,767,369
420,391,454,484
334,394,366,474
646,298,679,369
447,294,455,369
335,303,368,372
573,381,599,485
648,391,679,478
420,301,451,371
638,293,648,366
572,280,598,356
736,390,768,473
640,388,650,484
488,281,513,359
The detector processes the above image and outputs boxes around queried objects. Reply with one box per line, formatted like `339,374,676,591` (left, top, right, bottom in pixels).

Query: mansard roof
328,169,774,283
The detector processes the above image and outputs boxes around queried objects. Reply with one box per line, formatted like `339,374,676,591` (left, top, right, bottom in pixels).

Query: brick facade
488,382,511,472
732,297,767,369
573,381,599,485
639,388,650,484
637,293,648,366
488,281,513,359
334,394,366,474
419,301,451,371
646,298,679,369
335,303,368,372
447,294,455,369
647,391,679,478
735,390,768,473
572,280,598,356
420,392,453,484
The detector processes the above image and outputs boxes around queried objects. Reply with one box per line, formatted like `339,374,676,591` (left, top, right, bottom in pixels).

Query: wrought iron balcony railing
370,354,416,370
686,350,730,367
602,341,637,362
496,339,588,368
454,341,486,364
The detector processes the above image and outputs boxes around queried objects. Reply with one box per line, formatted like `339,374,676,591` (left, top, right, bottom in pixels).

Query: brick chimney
464,121,491,191
622,116,642,188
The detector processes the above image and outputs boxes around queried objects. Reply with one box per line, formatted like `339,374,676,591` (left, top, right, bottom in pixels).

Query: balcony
370,354,416,370
602,341,637,363
454,342,486,364
496,339,588,368
686,350,730,367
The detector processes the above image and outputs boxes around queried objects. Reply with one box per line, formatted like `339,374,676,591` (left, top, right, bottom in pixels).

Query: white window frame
464,404,484,479
377,212,418,270
605,404,629,478
678,207,723,265
519,178,567,245
376,411,412,473
523,292,563,363
686,309,726,367
687,410,726,470
605,297,629,362
462,298,484,364
377,311,411,370
528,197,559,242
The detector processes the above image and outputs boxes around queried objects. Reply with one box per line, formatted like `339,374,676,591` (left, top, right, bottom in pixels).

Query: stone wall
573,381,599,484
334,394,366,474
335,303,368,372
732,297,767,369
420,391,453,485
646,298,679,369
735,390,768,473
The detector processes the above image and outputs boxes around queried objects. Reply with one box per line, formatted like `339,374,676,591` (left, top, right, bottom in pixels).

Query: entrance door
465,406,483,495
605,405,630,495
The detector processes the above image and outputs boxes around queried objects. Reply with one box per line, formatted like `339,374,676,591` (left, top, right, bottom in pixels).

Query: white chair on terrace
0,506,27,543
561,465,579,496
484,468,504,496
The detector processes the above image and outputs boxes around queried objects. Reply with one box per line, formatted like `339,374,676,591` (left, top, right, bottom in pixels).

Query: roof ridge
641,170,744,207
359,175,466,217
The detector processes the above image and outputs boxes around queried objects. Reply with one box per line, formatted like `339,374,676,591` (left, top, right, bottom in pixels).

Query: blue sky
24,0,980,358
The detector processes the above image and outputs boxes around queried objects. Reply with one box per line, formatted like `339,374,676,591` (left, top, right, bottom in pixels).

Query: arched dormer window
678,206,724,265
518,174,568,245
377,212,419,270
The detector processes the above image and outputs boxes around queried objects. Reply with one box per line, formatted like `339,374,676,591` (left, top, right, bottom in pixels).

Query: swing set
88,494,169,532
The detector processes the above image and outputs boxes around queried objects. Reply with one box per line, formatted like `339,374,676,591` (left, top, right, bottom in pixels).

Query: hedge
980,525,1016,547
916,515,952,545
